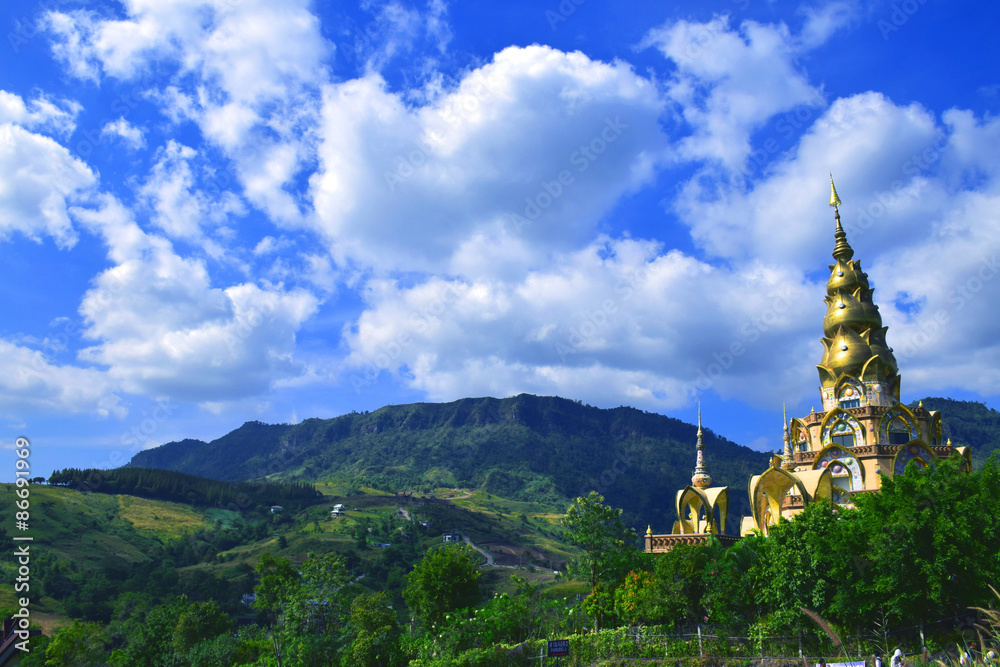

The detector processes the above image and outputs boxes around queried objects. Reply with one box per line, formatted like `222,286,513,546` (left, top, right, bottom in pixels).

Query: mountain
127,394,771,531
913,396,1000,468
127,394,999,532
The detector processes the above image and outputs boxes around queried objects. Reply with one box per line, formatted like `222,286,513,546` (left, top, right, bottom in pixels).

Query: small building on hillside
442,532,462,543
270,506,283,513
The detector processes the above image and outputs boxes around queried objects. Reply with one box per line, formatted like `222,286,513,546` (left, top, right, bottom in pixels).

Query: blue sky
2,0,999,481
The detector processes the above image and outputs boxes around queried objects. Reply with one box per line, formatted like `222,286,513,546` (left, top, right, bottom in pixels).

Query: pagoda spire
829,175,854,262
692,403,712,488
781,403,795,470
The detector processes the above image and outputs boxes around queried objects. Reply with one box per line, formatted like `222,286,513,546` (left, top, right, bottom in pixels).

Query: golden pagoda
740,178,972,536
645,405,740,552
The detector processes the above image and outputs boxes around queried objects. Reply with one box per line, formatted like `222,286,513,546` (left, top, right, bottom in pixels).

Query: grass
117,494,211,539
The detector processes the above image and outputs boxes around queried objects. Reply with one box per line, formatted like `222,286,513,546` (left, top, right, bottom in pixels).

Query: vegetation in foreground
6,453,1000,666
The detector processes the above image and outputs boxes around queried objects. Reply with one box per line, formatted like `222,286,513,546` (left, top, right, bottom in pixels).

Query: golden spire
646,525,653,536
691,403,712,488
829,175,854,262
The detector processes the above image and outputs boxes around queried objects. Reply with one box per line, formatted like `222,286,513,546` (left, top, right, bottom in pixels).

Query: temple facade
741,179,971,536
645,406,740,552
646,180,971,552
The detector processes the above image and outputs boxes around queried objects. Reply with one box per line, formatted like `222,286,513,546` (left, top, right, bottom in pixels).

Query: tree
403,545,482,628
756,499,862,633
342,591,406,667
109,597,229,667
171,600,231,656
702,534,765,628
562,493,637,589
254,552,358,666
854,455,1000,627
614,570,657,627
253,553,302,667
42,620,110,667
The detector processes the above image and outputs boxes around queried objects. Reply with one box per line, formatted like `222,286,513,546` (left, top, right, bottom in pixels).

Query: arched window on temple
837,383,863,409
888,416,910,445
830,420,856,447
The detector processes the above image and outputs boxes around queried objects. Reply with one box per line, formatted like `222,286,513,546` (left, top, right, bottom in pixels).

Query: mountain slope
128,394,999,531
128,394,771,530
913,396,1000,467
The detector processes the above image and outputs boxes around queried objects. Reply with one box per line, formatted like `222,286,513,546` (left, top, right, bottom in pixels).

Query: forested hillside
914,396,1000,467
128,394,772,531
47,467,322,511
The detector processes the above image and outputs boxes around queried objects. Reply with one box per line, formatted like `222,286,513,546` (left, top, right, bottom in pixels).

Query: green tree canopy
342,591,406,667
562,491,638,591
403,544,482,628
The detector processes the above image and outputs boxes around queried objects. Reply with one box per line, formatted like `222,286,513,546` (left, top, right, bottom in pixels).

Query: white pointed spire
781,403,795,470
692,402,712,488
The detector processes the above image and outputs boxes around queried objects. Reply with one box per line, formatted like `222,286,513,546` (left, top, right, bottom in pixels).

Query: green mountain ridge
126,393,999,532
910,396,1000,467
127,394,770,531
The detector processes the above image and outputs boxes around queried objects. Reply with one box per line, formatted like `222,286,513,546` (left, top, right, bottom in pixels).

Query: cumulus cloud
0,90,81,138
311,44,667,273
0,123,96,248
43,0,332,224
344,238,818,410
33,1,1000,417
70,196,320,403
675,92,943,265
670,90,1000,402
336,12,1000,411
0,339,124,419
642,15,824,169
138,140,245,245
101,117,145,149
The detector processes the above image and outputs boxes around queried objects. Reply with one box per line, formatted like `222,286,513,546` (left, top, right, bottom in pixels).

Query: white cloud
345,0,451,73
669,86,1000,402
0,90,81,138
0,123,96,248
101,117,145,149
44,0,332,225
70,196,320,403
798,1,858,49
41,10,103,82
426,0,452,54
138,140,245,244
675,92,943,264
344,238,817,410
0,339,124,419
642,16,824,169
311,45,667,273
